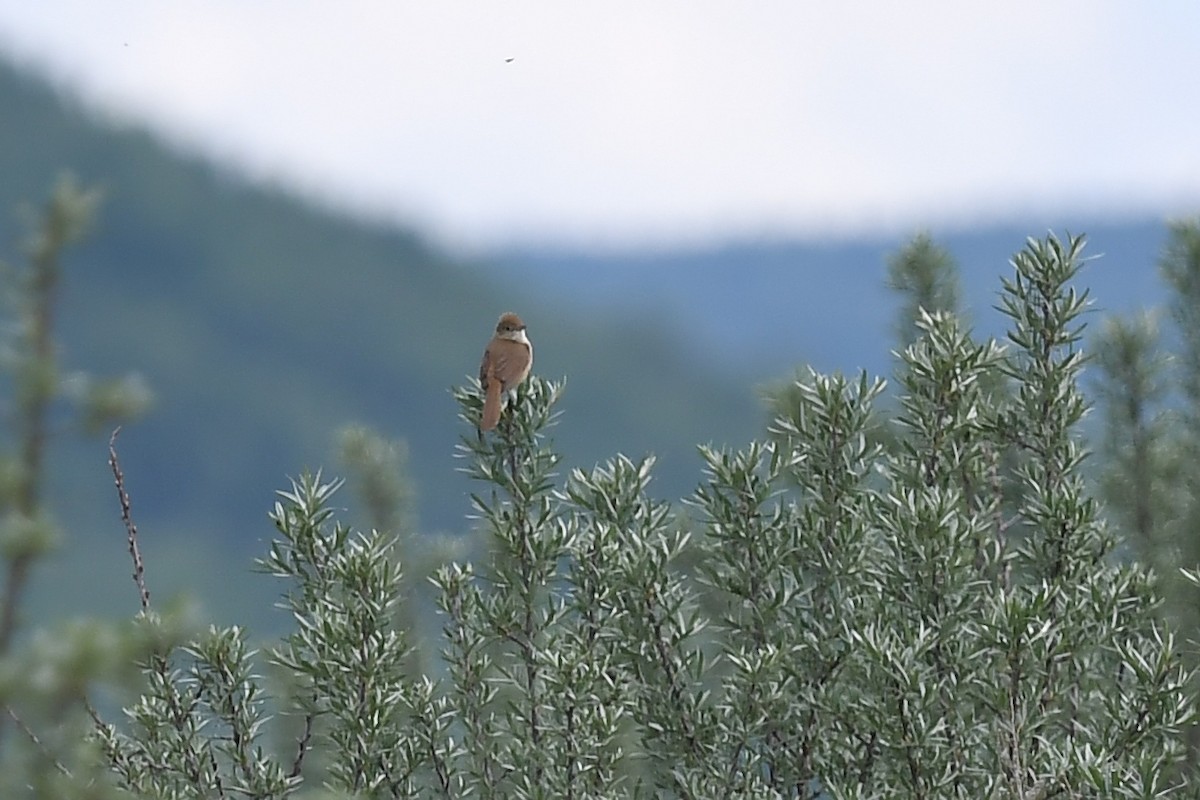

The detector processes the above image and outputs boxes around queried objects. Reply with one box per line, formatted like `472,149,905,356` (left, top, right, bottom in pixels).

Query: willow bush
41,233,1200,798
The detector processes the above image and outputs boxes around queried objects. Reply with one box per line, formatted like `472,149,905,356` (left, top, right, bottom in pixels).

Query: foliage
69,232,1196,798
0,176,153,798
1157,221,1200,592
1094,311,1173,560
337,425,416,538
1097,218,1200,762
0,174,1192,796
886,231,962,348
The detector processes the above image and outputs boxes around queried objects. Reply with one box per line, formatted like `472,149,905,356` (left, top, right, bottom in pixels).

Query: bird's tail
481,379,502,431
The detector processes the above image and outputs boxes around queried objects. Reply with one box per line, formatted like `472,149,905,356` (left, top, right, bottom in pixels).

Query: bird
479,312,533,431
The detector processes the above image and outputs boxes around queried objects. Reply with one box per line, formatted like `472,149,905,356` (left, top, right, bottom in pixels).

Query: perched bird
478,312,533,431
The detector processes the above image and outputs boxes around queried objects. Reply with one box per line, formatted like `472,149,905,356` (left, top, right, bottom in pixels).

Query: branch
289,706,315,779
6,706,73,779
109,427,151,613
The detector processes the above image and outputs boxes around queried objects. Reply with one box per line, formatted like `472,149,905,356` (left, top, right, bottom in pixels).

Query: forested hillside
0,60,763,623
5,43,1200,799
0,56,1187,633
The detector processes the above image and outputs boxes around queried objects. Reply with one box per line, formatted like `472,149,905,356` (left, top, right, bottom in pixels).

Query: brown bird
479,312,533,431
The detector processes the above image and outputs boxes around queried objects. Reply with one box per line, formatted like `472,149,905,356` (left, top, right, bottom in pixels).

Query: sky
0,3,1198,250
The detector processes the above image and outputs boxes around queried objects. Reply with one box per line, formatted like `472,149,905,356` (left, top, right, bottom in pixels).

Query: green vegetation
0,58,763,633
3,203,1199,796
0,176,158,798
886,232,963,347
4,55,1200,799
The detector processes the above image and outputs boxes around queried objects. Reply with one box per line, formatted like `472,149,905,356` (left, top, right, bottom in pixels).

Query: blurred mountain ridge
499,221,1172,382
0,56,1181,627
0,57,770,618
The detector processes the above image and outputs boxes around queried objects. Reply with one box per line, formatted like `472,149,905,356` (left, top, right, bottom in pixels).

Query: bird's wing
479,346,493,387
491,339,530,385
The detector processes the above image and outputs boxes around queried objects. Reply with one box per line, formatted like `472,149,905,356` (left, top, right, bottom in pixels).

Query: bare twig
290,707,315,779
7,706,73,779
108,427,150,614
0,557,32,656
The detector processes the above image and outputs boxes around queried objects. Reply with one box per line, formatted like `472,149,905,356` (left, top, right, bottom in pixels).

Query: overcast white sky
1,3,1198,250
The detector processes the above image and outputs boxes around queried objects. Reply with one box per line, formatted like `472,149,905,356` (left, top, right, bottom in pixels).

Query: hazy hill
0,56,1188,629
499,222,1174,384
0,61,763,624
